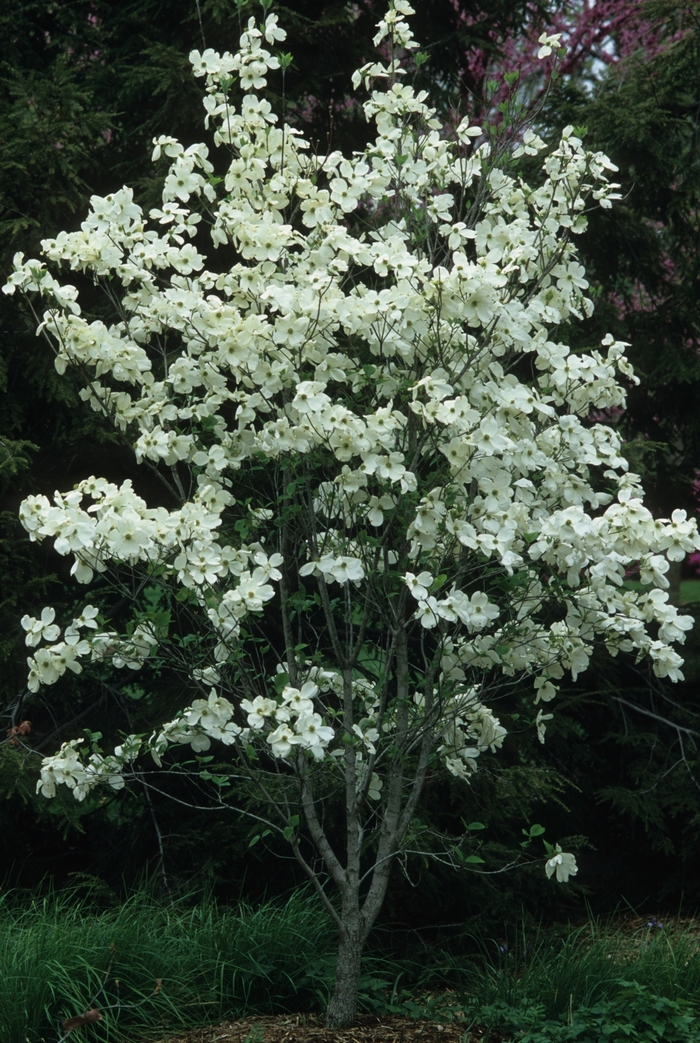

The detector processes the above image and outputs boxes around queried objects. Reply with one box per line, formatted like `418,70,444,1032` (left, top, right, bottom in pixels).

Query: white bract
545,845,579,883
6,3,699,997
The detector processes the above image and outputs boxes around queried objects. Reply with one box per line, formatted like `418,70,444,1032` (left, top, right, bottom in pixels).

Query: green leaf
122,685,145,701
248,829,272,847
274,671,289,693
464,854,485,864
522,823,546,840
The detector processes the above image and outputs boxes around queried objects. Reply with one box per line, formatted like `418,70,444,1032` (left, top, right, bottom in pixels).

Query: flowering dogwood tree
5,0,700,1027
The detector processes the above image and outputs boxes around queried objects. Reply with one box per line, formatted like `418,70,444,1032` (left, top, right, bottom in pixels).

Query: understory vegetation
5,884,700,1042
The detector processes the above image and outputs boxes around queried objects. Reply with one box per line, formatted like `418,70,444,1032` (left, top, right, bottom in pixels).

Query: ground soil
131,1012,513,1043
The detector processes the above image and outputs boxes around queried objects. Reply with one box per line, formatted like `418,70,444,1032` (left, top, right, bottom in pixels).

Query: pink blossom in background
450,0,691,120
690,475,700,574
588,404,625,424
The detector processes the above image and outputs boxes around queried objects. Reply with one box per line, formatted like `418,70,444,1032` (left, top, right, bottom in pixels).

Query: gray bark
325,920,365,1029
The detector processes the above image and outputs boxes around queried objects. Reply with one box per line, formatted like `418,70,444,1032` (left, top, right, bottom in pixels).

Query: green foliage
541,1,700,513
5,878,700,1042
0,744,36,805
484,983,698,1043
0,439,36,486
0,885,338,1043
439,915,700,1031
357,915,700,1040
0,60,111,250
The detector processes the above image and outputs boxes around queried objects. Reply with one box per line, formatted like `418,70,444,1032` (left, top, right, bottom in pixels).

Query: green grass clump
0,885,337,1043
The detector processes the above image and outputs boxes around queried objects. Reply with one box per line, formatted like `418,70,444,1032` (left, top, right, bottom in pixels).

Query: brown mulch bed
131,1012,513,1043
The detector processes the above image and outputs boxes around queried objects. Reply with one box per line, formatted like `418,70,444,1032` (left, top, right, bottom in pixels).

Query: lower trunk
325,928,364,1029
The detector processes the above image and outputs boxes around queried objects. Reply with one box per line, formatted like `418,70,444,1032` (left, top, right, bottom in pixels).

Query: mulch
131,1012,514,1043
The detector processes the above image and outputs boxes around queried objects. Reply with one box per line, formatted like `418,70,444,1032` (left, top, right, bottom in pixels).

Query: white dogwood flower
545,846,578,883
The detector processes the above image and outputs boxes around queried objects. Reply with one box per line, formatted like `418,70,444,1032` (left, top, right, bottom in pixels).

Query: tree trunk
325,927,364,1029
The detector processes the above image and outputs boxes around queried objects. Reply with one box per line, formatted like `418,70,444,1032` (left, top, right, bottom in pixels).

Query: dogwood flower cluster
36,735,140,801
6,2,696,891
434,690,508,780
20,601,159,693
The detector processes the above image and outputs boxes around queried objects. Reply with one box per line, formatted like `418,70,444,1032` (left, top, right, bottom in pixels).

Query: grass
4,885,700,1043
407,913,700,1038
477,919,697,1013
0,884,338,1043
